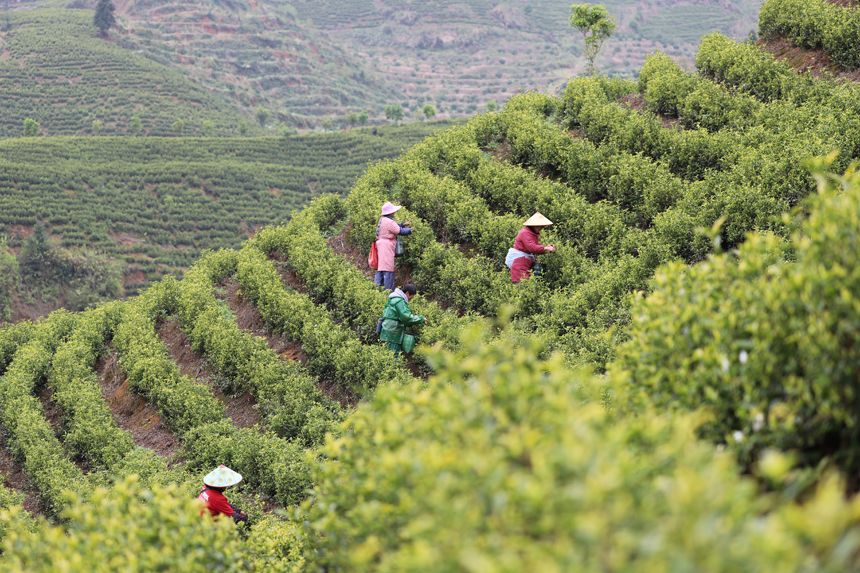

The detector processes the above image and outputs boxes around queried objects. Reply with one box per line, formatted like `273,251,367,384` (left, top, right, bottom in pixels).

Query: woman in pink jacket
507,212,555,283
375,202,413,290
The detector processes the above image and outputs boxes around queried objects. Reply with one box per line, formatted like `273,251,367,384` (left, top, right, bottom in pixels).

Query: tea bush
299,323,860,572
618,166,860,474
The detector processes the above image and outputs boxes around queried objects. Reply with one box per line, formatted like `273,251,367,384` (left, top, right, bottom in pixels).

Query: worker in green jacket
379,284,425,353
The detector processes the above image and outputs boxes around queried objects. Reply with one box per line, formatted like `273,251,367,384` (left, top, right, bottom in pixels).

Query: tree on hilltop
570,4,615,75
422,104,436,121
385,104,404,125
94,0,116,38
22,118,39,137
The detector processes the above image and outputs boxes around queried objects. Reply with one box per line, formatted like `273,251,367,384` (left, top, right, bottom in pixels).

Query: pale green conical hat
203,465,243,488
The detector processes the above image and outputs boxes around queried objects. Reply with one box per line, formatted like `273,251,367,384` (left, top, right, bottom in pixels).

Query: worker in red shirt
506,213,556,283
197,465,248,524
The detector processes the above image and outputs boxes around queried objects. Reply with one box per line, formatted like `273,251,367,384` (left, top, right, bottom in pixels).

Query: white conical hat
203,465,243,488
523,212,553,227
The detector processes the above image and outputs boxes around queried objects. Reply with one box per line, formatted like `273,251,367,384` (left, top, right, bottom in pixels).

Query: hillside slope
0,122,447,321
0,8,254,136
112,0,402,128
0,47,859,564
290,0,763,116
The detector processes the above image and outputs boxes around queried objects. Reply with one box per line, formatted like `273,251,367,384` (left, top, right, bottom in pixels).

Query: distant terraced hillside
0,7,254,136
289,0,764,117
112,0,402,128
0,122,447,321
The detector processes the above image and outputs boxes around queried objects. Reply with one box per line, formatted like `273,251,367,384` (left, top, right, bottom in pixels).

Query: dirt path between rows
156,319,260,429
36,385,65,440
96,350,180,461
0,441,44,515
218,278,357,406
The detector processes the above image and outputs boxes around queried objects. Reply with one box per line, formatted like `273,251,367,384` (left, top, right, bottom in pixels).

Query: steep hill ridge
113,0,402,127
0,7,253,136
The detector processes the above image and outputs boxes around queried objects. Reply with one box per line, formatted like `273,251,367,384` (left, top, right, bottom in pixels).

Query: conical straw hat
203,465,243,488
381,201,402,216
523,212,553,227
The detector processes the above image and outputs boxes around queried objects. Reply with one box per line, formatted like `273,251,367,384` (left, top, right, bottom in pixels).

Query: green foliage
22,118,38,137
384,104,404,124
0,239,18,322
759,0,860,69
618,167,860,475
0,475,244,572
0,9,249,137
421,103,436,120
112,280,312,505
570,4,616,74
235,246,412,394
177,250,341,445
0,125,444,294
93,0,115,37
0,311,87,515
299,323,860,572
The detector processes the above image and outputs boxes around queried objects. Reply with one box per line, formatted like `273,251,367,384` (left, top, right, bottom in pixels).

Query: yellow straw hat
523,212,553,227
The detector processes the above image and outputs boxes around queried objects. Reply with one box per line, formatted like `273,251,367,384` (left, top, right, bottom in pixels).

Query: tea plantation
0,3,859,571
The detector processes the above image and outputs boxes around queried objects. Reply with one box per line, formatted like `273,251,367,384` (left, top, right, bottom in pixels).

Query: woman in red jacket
506,213,555,283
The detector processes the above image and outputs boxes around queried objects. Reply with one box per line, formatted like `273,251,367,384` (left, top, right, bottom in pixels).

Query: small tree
384,104,404,125
422,103,436,121
201,120,214,136
91,119,104,134
171,118,186,135
357,111,369,126
570,4,615,75
486,100,498,112
256,107,270,128
94,0,116,38
22,118,39,137
129,115,142,135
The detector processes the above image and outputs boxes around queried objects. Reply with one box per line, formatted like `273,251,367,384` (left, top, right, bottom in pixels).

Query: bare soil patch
219,278,357,406
0,441,44,515
36,385,64,439
760,37,860,81
220,279,305,362
96,350,179,461
327,224,373,279
155,319,260,429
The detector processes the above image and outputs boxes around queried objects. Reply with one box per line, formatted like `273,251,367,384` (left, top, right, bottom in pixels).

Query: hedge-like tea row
46,304,169,483
113,283,311,505
299,322,860,572
176,250,340,446
0,322,35,372
250,196,478,353
760,0,860,70
618,167,860,476
561,77,738,181
640,51,860,165
489,96,704,235
235,246,413,394
0,311,87,515
696,32,860,113
639,52,762,132
346,162,530,317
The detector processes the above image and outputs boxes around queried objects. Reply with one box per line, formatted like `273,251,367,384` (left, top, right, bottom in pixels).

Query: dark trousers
374,271,395,291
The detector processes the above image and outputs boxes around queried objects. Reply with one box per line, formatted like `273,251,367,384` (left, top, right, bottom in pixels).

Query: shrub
299,323,860,572
0,475,245,572
617,167,860,474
